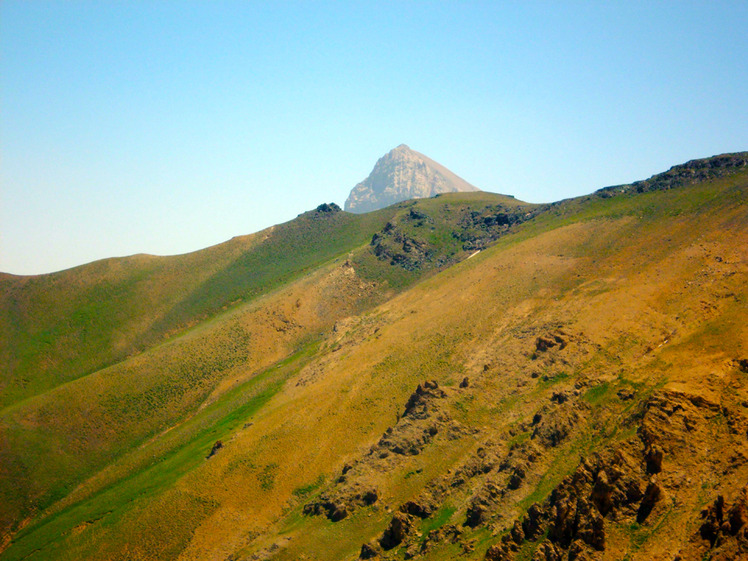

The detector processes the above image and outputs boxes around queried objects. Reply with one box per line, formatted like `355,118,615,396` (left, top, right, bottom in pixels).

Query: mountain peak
344,145,480,213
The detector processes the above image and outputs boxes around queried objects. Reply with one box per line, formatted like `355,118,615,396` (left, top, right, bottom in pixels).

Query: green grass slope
0,205,392,409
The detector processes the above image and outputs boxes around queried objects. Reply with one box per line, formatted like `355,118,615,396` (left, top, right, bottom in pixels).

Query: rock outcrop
367,200,542,272
305,381,459,523
345,145,480,213
596,152,748,197
482,388,748,561
692,486,748,560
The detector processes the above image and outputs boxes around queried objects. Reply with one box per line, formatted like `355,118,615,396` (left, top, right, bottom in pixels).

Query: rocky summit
344,144,481,213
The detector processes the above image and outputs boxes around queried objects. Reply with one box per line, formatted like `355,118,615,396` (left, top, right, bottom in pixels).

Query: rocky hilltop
344,144,481,213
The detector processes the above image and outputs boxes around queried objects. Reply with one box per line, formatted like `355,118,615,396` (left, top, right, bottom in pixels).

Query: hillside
0,153,747,561
345,145,481,213
0,204,395,409
0,191,530,555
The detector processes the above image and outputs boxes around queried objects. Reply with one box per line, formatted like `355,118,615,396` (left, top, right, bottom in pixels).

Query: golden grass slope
218,173,747,561
1,163,747,560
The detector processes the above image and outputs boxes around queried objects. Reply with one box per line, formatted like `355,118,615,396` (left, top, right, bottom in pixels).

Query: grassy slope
278,171,746,561
257,172,747,561
0,205,395,410
0,241,253,408
1,169,746,560
0,193,530,556
0,193,524,411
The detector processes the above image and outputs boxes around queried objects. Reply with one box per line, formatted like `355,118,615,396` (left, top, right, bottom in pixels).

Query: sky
2,1,747,275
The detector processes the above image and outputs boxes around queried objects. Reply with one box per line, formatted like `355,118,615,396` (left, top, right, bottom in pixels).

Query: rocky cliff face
344,144,480,213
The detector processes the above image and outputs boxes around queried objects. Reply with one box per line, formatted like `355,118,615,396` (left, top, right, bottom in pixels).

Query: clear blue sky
2,1,747,275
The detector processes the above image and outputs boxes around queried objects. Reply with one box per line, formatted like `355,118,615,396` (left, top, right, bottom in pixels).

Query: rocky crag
345,145,481,213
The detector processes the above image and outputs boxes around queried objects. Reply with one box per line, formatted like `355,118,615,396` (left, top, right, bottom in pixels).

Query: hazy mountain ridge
345,145,481,213
0,152,746,561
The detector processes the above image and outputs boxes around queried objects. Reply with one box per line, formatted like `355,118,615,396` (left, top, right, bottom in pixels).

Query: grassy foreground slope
0,193,530,555
1,154,747,561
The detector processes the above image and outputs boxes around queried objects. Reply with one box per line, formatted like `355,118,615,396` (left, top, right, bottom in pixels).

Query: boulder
380,512,414,550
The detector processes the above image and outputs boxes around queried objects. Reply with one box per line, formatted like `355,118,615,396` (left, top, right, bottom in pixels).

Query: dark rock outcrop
482,447,648,560
380,512,414,550
531,400,584,448
695,486,748,558
535,332,567,353
479,388,744,561
359,541,380,559
316,202,341,213
206,440,223,459
305,381,452,522
302,483,379,522
400,499,435,519
370,223,432,271
368,199,542,271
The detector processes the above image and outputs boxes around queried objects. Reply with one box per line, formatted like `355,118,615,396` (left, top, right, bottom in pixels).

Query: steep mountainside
0,153,746,561
345,145,481,213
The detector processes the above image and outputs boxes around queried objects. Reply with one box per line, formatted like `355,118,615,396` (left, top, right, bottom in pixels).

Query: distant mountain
344,144,481,213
